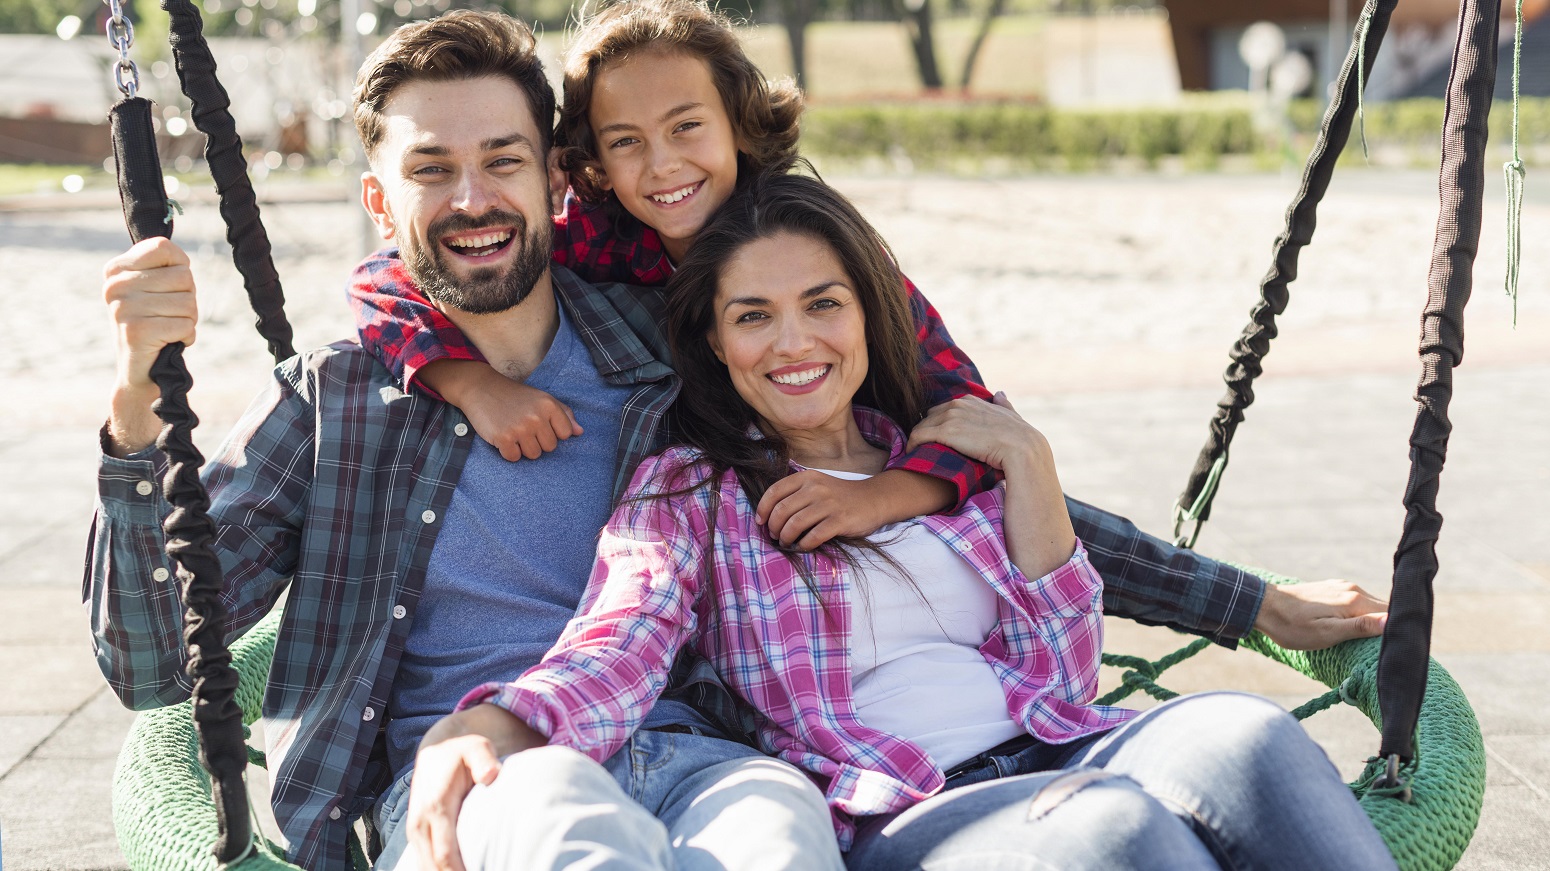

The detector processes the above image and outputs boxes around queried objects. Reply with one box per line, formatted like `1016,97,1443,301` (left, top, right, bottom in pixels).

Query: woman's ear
706,329,726,365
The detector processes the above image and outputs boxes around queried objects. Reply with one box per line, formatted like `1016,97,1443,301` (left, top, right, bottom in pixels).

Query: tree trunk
958,0,1007,92
898,0,944,90
777,0,815,89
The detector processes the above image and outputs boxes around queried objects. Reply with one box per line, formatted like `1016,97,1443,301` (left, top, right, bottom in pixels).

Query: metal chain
105,0,140,98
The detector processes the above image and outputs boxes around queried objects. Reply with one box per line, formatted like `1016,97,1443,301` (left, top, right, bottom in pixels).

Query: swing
104,0,1501,867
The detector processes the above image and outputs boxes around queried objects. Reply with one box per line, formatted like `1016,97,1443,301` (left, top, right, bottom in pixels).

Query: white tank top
821,469,1026,771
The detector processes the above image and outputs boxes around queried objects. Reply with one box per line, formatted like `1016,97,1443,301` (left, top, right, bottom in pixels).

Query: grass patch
0,163,105,196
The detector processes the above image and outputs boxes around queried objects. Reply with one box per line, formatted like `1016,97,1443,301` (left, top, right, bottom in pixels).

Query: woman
441,172,1400,870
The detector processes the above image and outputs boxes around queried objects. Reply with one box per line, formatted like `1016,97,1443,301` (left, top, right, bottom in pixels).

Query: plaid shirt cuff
888,442,1002,509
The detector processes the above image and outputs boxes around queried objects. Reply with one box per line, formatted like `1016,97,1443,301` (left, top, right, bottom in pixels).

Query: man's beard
402,209,552,315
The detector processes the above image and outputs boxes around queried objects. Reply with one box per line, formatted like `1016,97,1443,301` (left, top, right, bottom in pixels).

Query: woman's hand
906,394,1048,473
408,704,546,871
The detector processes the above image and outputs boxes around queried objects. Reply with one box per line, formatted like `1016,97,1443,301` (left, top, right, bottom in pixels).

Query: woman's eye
734,311,767,324
810,298,841,311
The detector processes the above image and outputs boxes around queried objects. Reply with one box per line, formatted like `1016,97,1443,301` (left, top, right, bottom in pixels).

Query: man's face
362,75,562,314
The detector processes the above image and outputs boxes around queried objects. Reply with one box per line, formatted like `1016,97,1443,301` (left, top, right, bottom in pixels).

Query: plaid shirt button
135,480,153,496
362,707,375,722
152,567,169,582
328,807,342,821
393,605,407,619
420,510,436,524
454,423,469,437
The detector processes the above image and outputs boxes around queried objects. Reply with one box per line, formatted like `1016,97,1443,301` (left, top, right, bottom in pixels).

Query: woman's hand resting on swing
907,393,1077,580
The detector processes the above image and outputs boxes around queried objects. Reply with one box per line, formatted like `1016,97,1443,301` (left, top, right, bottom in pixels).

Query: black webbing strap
162,0,295,362
1377,0,1499,770
110,96,253,863
1173,0,1398,543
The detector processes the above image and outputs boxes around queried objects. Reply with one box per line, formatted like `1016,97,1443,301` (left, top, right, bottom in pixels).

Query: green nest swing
103,0,1511,866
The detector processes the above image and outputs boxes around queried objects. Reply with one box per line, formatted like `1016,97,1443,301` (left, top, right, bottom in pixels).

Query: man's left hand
408,704,546,871
1253,580,1389,651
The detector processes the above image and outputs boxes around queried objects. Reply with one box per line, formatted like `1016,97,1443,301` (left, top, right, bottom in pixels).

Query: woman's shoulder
626,446,721,498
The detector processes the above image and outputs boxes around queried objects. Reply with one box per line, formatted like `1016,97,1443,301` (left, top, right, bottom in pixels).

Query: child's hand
757,472,886,551
464,378,582,461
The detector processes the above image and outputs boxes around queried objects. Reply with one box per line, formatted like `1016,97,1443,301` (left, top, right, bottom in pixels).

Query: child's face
589,50,741,264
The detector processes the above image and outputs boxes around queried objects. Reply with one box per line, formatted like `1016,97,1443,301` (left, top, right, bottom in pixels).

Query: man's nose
451,172,499,213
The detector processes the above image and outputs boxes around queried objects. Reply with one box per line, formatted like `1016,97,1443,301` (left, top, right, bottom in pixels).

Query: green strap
1504,0,1526,325
1355,4,1376,160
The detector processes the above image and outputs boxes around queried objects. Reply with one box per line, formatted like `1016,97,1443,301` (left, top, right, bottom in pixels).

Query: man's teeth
771,366,829,386
446,231,512,249
650,184,698,204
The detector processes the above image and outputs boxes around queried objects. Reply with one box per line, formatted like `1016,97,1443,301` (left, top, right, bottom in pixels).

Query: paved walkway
1,170,1545,869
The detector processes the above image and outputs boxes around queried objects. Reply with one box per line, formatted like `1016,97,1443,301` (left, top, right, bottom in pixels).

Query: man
88,10,1385,871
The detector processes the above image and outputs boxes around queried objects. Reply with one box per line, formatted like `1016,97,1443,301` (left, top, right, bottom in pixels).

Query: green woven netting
113,573,1485,870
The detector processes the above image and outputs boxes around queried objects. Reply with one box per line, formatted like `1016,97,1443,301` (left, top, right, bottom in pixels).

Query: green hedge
803,97,1550,168
803,102,1258,168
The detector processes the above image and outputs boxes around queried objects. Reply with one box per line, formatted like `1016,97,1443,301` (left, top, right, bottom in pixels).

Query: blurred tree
0,0,94,34
894,0,942,88
958,0,1005,91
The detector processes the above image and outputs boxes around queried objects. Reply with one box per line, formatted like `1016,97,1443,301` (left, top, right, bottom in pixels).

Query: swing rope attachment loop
1172,452,1226,549
105,0,140,99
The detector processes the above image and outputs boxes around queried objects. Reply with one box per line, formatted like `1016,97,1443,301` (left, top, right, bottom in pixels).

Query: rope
1173,0,1398,539
1504,0,1526,325
1377,0,1500,770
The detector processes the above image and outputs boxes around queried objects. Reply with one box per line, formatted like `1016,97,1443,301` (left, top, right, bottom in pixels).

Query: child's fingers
516,431,544,460
564,405,583,437
756,475,802,525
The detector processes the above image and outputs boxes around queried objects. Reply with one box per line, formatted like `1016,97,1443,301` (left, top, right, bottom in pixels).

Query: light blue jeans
844,693,1399,871
374,730,843,871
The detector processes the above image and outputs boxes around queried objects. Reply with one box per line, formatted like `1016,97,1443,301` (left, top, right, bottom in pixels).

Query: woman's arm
454,452,711,756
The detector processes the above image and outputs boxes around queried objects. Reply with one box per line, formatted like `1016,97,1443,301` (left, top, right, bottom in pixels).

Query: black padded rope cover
110,96,253,861
161,0,295,363
1379,0,1499,765
1176,0,1397,525
111,98,172,242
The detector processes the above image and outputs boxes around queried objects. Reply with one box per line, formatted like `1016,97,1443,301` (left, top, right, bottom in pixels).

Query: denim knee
1154,692,1319,768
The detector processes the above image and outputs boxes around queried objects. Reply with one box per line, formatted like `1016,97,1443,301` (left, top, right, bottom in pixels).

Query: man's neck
437,271,561,382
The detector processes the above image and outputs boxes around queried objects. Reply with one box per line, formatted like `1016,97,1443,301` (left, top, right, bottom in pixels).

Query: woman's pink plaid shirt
461,409,1136,847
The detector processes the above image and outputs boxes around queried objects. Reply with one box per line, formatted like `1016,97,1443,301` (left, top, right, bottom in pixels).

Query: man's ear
547,149,567,216
360,171,396,241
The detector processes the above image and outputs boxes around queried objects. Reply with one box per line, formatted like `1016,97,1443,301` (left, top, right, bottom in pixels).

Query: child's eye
675,121,702,134
607,136,639,150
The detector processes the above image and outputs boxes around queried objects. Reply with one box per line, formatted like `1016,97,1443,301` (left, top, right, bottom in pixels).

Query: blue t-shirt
386,296,632,772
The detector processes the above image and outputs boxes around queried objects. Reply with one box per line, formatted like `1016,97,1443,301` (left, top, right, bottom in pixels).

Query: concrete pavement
1,170,1545,869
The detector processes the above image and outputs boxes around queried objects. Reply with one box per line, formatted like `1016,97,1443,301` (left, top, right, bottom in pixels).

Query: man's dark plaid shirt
349,193,1001,506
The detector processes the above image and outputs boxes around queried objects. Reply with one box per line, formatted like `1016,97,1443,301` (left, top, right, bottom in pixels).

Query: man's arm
90,238,307,708
1071,497,1387,650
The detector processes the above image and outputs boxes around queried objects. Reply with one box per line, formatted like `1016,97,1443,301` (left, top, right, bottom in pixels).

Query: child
347,0,996,545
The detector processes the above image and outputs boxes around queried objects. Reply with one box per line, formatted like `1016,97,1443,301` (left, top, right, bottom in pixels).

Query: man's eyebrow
721,282,846,312
596,102,704,138
404,132,534,157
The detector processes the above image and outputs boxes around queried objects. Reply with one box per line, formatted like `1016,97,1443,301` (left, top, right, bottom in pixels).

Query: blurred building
1163,0,1549,99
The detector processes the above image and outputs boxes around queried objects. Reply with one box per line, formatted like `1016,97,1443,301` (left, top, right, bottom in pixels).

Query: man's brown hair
353,10,557,162
556,0,803,203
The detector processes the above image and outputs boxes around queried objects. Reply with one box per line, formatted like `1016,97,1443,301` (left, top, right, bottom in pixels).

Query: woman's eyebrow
721,282,846,312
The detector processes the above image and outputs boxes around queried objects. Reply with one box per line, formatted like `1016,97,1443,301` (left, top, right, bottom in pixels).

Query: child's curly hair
557,0,803,204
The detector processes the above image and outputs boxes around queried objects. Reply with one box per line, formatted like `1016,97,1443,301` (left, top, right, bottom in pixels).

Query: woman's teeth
771,366,829,386
650,184,698,204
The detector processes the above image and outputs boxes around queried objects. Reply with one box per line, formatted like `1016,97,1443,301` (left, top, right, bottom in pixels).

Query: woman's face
589,50,742,265
707,231,868,441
